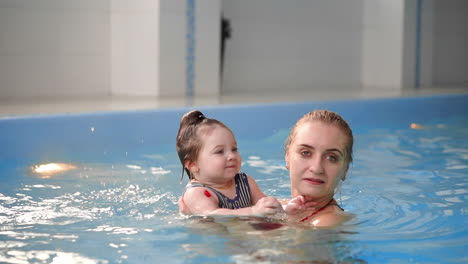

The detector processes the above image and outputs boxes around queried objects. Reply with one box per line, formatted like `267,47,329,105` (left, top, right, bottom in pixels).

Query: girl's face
286,121,349,200
189,125,241,185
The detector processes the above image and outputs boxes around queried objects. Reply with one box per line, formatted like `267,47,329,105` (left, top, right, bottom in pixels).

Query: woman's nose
309,156,324,174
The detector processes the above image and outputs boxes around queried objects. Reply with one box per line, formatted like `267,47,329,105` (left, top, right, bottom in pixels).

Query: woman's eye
326,155,338,162
301,150,311,156
215,150,223,154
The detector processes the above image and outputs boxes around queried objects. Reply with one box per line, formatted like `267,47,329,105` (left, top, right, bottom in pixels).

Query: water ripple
0,250,108,264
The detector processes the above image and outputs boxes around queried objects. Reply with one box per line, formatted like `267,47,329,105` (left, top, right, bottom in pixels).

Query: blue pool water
0,94,467,263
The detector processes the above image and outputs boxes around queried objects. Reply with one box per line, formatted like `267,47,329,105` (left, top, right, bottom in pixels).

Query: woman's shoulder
312,205,353,228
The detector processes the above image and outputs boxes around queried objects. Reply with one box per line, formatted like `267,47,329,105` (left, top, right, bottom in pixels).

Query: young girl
176,110,283,216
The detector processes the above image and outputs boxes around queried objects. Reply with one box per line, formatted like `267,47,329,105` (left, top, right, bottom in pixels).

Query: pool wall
1,94,467,164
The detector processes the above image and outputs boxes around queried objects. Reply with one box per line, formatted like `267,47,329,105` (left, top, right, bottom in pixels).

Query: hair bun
184,110,206,126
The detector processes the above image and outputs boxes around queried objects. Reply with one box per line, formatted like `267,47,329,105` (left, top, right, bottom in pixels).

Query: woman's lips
304,178,325,185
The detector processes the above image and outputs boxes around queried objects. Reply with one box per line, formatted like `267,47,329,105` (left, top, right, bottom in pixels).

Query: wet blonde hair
176,110,232,180
285,110,353,164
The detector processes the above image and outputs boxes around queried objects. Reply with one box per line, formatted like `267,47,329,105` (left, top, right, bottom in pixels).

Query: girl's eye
215,150,224,154
232,147,238,152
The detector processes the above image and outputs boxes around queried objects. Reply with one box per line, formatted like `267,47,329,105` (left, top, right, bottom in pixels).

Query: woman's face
286,121,349,200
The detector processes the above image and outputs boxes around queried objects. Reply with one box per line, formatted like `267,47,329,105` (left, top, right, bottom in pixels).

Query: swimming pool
0,94,467,263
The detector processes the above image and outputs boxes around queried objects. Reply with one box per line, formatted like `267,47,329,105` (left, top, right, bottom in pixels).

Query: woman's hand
284,195,317,215
251,196,284,216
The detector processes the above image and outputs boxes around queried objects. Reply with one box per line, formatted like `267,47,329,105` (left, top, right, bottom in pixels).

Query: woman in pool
282,109,354,227
178,109,354,228
176,110,283,216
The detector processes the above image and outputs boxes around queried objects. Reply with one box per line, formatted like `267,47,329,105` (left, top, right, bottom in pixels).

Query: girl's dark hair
176,110,230,180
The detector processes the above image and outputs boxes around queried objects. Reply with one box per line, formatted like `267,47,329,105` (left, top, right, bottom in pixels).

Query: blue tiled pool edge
1,94,467,161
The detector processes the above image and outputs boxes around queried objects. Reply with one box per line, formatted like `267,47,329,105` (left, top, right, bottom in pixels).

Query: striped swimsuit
184,172,252,209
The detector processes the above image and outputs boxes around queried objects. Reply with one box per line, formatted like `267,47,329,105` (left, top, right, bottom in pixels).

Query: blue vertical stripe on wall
186,0,196,96
415,0,423,88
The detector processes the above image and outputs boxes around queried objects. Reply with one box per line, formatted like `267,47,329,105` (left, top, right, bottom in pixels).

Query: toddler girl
176,110,283,216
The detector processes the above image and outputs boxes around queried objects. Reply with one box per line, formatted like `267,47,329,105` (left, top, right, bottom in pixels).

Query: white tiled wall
433,0,468,86
0,0,220,98
221,0,364,93
194,1,220,96
222,0,467,92
158,0,187,97
159,0,221,97
419,0,434,88
361,0,407,89
0,0,110,97
0,1,466,99
111,0,159,96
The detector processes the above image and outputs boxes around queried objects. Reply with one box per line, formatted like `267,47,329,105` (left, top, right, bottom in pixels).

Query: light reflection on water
0,120,467,263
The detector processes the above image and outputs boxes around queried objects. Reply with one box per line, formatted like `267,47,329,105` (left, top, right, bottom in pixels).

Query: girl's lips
304,178,325,185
